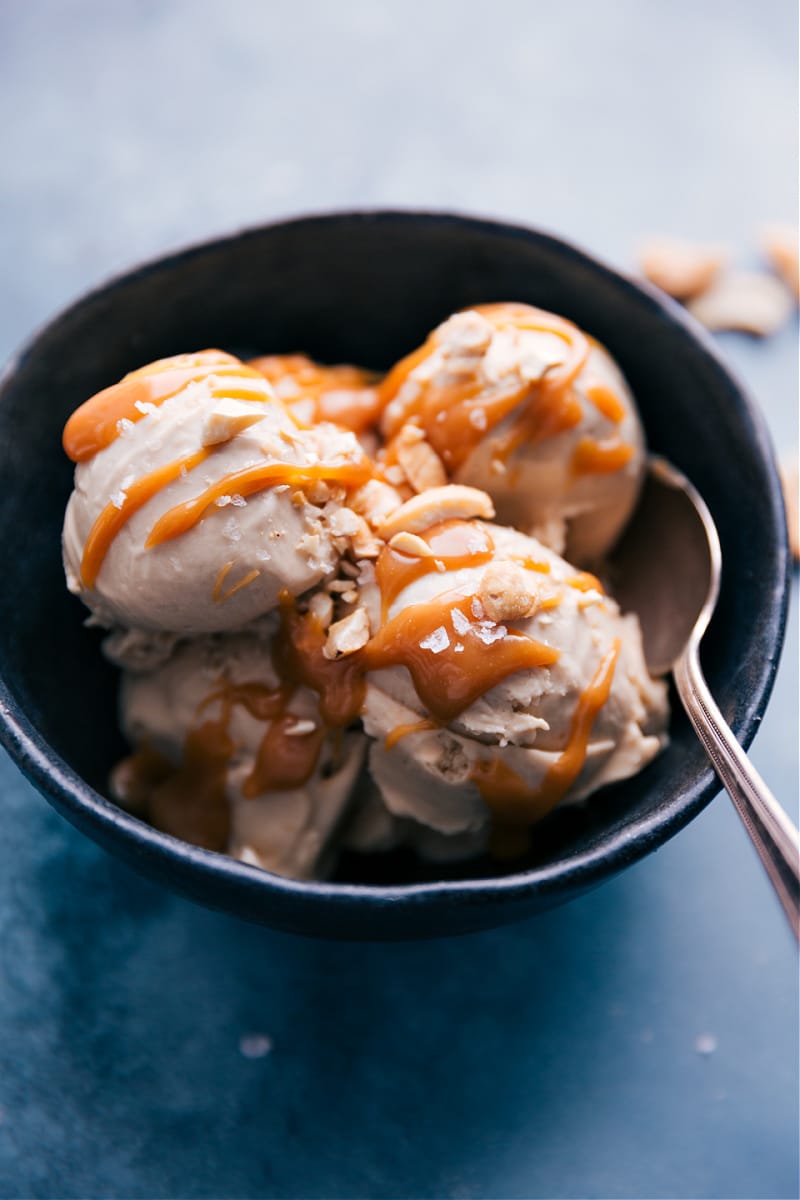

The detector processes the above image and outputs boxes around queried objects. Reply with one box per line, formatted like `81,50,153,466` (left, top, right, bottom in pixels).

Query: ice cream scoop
113,629,366,880
62,351,372,642
355,519,668,848
379,304,645,561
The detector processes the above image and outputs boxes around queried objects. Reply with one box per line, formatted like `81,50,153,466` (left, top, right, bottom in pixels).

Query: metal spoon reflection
609,457,799,938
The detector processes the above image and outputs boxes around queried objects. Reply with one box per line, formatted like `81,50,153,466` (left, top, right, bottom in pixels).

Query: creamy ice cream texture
114,630,366,880
356,520,667,854
61,306,669,881
62,350,371,642
379,303,645,560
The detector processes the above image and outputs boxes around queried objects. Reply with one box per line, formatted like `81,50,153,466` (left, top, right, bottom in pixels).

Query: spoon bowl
611,458,799,937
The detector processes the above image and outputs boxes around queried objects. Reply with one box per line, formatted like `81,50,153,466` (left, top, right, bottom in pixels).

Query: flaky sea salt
476,622,507,645
420,626,450,654
451,607,470,636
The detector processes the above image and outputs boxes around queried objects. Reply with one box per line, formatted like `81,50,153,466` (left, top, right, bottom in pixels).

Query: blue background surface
0,2,797,1197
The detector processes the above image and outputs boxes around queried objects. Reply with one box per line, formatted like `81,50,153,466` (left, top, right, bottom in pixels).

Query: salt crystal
469,407,488,431
420,626,450,654
110,490,127,510
215,495,233,508
476,623,507,645
471,596,484,619
116,417,134,435
454,643,465,653
230,494,247,508
451,607,470,636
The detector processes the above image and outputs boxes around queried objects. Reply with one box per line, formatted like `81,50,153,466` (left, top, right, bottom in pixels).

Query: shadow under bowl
0,211,790,939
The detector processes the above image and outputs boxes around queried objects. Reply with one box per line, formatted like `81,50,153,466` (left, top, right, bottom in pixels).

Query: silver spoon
610,456,799,938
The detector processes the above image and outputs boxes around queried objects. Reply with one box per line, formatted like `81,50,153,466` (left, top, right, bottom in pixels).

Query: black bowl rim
0,207,791,913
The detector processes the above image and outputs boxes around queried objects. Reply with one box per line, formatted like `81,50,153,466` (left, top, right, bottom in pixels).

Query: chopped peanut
760,224,799,300
388,531,436,558
688,271,793,336
393,423,448,493
323,607,370,660
479,560,538,622
376,486,495,538
638,237,728,300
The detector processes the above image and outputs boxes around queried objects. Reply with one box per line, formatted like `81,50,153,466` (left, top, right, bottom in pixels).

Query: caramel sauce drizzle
117,723,234,852
362,594,559,724
145,457,374,549
380,303,591,472
249,353,383,434
472,638,621,827
586,383,626,424
63,351,266,463
80,447,211,587
571,436,635,475
375,520,495,619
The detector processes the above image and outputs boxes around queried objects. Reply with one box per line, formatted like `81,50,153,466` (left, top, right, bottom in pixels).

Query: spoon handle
675,644,800,940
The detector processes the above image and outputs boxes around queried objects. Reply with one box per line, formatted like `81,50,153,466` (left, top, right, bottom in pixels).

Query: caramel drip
273,598,367,729
362,594,559,724
384,718,437,749
566,571,604,594
141,715,231,849
145,457,374,549
380,303,591,472
249,353,384,433
375,520,495,619
473,638,620,827
245,715,326,796
572,436,634,475
80,446,211,587
63,351,263,463
510,555,551,574
586,383,626,424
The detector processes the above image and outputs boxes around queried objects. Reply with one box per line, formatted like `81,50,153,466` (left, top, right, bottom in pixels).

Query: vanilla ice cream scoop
113,629,366,880
379,304,645,561
62,351,372,638
356,519,668,845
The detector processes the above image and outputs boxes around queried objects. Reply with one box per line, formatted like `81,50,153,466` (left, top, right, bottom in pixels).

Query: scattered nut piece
638,237,728,300
393,423,448,493
308,591,334,629
388,531,436,558
202,399,265,446
350,515,382,559
479,560,538,622
376,485,495,538
327,507,363,538
760,224,799,300
349,479,404,526
687,271,793,336
780,455,799,561
323,607,370,659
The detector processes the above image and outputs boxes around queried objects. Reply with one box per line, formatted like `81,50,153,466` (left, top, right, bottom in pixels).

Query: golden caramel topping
249,353,383,433
145,458,374,549
375,519,495,619
571,436,635,475
380,303,591,472
362,593,559,724
473,638,620,827
63,351,265,463
585,384,626,424
80,447,212,587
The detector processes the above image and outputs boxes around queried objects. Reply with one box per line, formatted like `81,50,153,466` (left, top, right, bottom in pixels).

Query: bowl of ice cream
0,211,789,939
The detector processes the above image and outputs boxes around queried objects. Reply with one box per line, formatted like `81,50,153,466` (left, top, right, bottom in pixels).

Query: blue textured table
0,3,797,1197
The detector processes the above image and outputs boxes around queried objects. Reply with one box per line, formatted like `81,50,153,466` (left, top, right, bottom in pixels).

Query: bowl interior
0,212,788,935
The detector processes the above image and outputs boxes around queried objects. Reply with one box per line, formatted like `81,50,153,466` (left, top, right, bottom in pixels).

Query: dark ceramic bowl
0,212,790,939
